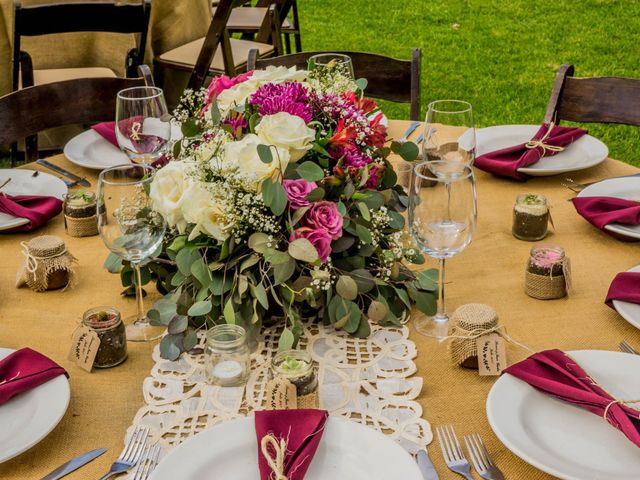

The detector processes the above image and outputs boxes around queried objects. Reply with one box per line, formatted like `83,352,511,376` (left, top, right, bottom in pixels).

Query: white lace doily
124,321,432,473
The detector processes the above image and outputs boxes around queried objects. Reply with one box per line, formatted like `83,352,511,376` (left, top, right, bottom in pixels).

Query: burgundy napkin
0,348,68,405
91,121,118,146
572,196,640,232
504,349,640,448
474,124,587,180
605,272,640,308
0,194,62,232
255,409,329,480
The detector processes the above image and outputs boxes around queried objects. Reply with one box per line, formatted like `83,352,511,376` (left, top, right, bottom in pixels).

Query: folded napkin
572,196,640,233
255,409,329,480
0,194,63,232
0,348,68,405
91,121,118,147
474,124,587,180
91,120,169,168
504,349,640,448
605,272,640,308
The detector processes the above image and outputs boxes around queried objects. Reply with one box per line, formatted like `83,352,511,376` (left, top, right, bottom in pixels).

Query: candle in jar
211,360,243,382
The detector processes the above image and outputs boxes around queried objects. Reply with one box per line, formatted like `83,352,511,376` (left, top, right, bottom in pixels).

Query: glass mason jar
63,190,97,218
271,350,318,399
82,306,127,368
205,325,250,387
512,193,549,241
525,245,567,299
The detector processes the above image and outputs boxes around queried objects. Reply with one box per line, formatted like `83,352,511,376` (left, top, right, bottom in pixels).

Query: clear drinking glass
97,164,166,342
409,161,477,338
309,53,355,79
422,100,476,176
116,86,171,165
394,160,418,250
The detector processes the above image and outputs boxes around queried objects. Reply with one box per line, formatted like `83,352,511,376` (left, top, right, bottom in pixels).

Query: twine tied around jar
442,304,532,367
260,435,288,480
525,122,566,155
17,235,77,291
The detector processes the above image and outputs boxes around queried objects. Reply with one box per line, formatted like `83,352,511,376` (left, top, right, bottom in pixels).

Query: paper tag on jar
477,333,507,376
68,325,100,372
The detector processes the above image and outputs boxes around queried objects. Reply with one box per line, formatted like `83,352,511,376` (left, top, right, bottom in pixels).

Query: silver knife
399,121,420,142
416,449,439,480
36,159,91,187
39,447,106,480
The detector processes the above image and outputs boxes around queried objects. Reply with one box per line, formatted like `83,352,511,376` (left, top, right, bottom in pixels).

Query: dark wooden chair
218,0,301,54
155,0,283,91
13,0,151,90
2,74,151,166
544,64,640,126
248,49,422,120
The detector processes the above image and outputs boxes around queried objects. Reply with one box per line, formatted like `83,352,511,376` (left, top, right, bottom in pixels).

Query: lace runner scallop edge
123,321,433,475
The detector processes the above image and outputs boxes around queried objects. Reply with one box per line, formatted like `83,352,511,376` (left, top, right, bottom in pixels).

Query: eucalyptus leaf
355,78,368,91
183,328,198,351
387,210,405,230
367,300,388,322
349,269,375,293
273,257,296,285
188,300,212,317
278,328,295,351
290,205,311,227
297,161,325,181
265,250,291,265
240,254,260,272
261,179,275,206
412,289,437,315
103,253,123,273
357,202,371,221
306,187,325,202
248,232,270,253
399,141,419,161
355,224,373,244
210,274,234,295
416,269,439,291
331,235,355,253
251,282,269,309
257,144,274,163
190,258,211,287
168,315,189,334
269,182,288,216
336,275,358,300
223,298,236,324
159,334,182,361
288,238,319,263
147,309,163,326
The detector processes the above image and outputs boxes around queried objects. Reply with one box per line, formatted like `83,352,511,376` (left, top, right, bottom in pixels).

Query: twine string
20,241,68,274
261,435,288,480
603,399,640,423
525,122,565,155
441,324,534,353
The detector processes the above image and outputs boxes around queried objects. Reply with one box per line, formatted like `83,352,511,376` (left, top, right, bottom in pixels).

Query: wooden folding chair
545,64,640,126
13,0,151,90
155,0,282,91
2,73,151,165
248,49,423,120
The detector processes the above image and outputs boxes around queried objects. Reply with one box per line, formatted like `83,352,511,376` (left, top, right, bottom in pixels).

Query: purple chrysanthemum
222,112,248,139
333,145,374,168
249,82,313,123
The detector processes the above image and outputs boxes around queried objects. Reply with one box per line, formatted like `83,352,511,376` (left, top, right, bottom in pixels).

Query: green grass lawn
299,0,640,166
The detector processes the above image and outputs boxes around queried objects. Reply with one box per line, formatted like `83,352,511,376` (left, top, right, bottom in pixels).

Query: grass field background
299,0,640,165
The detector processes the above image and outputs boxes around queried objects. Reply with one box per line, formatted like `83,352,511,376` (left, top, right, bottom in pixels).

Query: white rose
250,66,308,84
149,161,190,233
181,183,233,242
225,134,290,189
256,112,316,162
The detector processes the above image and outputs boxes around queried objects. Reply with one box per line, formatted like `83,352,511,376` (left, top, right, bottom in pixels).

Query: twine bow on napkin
261,435,289,480
524,122,566,154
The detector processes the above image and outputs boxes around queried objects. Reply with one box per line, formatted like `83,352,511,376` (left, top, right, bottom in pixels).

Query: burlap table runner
1,121,640,479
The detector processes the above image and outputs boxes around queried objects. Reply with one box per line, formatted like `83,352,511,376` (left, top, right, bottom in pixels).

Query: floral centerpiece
106,64,437,359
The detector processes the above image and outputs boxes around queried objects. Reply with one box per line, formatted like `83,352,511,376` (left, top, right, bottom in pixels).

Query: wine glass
422,100,475,176
394,160,418,250
116,86,171,165
409,161,477,338
309,53,355,79
97,164,166,342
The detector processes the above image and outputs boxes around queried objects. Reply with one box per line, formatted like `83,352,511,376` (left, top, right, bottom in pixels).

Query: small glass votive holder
82,306,127,368
205,324,250,387
271,349,318,408
512,193,549,241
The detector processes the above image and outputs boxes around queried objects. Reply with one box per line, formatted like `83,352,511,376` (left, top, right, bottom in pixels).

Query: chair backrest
13,0,152,88
248,49,422,120
188,0,283,90
544,64,640,126
0,76,145,158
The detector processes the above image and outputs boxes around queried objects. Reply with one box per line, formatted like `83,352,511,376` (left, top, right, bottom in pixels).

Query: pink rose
303,201,343,240
290,227,332,262
282,179,317,209
206,71,253,103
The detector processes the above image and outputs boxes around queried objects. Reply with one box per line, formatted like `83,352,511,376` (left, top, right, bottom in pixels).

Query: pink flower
206,71,253,103
282,179,317,210
303,201,343,240
290,227,332,262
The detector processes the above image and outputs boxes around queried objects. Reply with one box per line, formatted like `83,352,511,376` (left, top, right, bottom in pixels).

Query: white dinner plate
487,350,640,480
0,169,67,231
577,176,640,240
151,416,423,479
612,264,640,330
64,122,182,170
476,125,608,176
0,348,70,463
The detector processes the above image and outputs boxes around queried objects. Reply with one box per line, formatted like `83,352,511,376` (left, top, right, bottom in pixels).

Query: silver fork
98,425,149,480
131,443,162,480
620,340,640,355
399,121,420,143
464,433,505,480
436,425,473,479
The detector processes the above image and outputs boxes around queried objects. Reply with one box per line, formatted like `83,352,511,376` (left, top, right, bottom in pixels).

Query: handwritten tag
477,333,507,376
68,325,100,372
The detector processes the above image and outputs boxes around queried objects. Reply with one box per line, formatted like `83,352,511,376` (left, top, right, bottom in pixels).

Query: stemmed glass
409,161,477,338
116,86,171,165
97,164,166,342
309,53,355,79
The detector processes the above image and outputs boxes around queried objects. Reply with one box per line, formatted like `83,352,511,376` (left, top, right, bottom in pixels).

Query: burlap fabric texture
448,303,499,368
16,235,77,291
64,214,98,237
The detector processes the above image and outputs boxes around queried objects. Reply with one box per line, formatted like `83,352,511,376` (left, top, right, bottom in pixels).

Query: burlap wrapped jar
525,245,570,300
448,303,499,369
16,235,77,292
